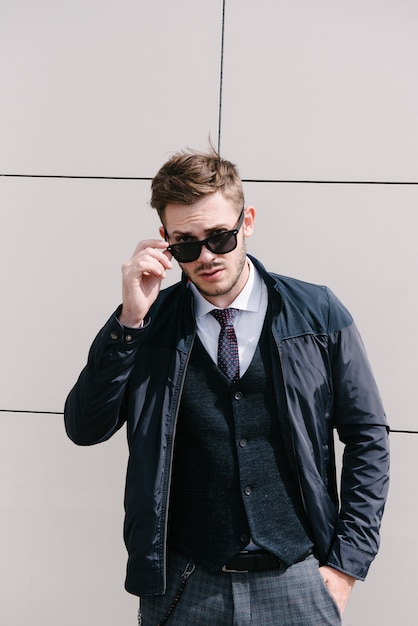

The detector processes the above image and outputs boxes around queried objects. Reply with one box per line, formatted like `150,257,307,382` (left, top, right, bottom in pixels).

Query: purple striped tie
210,308,240,383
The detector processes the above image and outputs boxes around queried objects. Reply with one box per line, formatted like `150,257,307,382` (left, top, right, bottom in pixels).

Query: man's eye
177,235,194,243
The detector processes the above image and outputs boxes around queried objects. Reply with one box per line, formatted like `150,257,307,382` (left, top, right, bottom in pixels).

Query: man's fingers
123,242,173,279
131,238,169,257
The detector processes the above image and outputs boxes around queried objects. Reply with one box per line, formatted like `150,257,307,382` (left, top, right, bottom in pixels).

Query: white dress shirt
189,258,268,377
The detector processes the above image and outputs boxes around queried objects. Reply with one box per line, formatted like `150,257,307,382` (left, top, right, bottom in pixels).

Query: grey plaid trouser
138,552,342,626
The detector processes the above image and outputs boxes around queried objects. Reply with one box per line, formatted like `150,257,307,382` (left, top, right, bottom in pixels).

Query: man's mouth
197,265,224,281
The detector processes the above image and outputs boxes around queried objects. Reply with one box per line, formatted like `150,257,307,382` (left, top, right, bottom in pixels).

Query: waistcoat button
234,391,243,401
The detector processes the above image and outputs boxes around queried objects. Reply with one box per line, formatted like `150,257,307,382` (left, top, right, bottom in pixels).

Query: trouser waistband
221,547,313,573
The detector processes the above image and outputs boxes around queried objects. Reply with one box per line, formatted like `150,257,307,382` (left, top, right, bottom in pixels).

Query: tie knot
210,308,239,328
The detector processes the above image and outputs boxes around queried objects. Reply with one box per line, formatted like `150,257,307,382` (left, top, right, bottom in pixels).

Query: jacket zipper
160,325,196,594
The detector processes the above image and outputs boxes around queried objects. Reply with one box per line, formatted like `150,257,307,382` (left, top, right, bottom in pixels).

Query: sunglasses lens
169,242,201,263
207,231,237,255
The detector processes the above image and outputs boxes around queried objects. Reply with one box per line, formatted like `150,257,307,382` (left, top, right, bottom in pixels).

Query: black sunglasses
165,208,245,263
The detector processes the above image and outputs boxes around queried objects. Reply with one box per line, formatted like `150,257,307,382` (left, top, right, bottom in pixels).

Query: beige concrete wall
1,1,416,624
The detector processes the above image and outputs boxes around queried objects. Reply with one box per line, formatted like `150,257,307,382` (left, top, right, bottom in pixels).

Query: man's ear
243,206,256,238
159,225,166,239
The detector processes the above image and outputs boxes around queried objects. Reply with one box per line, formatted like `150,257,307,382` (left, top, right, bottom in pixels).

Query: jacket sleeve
64,308,143,445
326,308,390,580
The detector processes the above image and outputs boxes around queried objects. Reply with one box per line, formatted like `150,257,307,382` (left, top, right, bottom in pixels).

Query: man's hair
150,147,245,218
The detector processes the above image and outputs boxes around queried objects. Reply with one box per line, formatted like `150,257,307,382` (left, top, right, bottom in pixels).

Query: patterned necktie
210,308,240,383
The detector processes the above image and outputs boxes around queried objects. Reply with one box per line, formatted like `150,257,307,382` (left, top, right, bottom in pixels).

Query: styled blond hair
150,147,244,218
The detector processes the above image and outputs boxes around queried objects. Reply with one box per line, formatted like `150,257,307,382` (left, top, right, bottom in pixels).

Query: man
65,149,390,625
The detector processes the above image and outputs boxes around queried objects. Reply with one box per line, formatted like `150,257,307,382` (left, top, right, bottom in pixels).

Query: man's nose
197,243,217,263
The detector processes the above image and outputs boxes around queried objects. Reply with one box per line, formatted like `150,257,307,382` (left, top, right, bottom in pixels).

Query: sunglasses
165,208,245,263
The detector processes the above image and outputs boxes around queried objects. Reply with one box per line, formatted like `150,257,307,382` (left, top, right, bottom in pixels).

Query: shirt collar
190,258,262,319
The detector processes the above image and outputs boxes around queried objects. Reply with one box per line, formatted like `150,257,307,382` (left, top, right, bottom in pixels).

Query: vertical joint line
218,0,226,154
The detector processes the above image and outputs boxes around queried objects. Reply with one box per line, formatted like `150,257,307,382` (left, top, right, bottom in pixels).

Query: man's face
160,192,255,308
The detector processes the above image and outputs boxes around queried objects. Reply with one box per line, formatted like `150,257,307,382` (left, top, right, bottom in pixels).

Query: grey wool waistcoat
168,316,313,570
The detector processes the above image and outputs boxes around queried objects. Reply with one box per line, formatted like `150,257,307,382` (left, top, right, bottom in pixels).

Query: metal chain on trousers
157,560,195,625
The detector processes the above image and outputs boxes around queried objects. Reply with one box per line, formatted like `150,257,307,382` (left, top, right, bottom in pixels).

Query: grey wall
1,1,416,624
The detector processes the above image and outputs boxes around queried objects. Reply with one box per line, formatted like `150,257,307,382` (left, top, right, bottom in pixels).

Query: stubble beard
181,240,248,300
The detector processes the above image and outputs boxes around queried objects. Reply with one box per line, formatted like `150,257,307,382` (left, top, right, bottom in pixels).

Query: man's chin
193,281,230,299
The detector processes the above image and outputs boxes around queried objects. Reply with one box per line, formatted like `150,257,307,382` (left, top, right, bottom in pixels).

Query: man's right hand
118,239,173,328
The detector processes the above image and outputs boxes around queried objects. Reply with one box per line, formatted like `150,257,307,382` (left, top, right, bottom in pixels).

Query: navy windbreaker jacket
64,256,390,596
